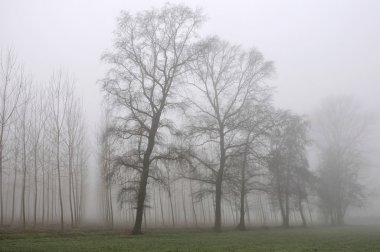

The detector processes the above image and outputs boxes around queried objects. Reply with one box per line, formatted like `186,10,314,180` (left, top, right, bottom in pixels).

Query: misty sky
1,0,380,217
2,0,380,122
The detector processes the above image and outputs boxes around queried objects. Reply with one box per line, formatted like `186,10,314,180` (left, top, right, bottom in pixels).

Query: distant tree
0,49,23,226
10,120,20,225
314,96,373,225
182,37,273,232
65,88,86,227
47,72,71,230
31,87,47,228
267,111,311,228
102,4,204,234
19,78,32,230
99,108,115,228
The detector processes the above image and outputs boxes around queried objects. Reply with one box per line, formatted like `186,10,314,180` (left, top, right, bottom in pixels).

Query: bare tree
102,3,204,234
183,37,273,231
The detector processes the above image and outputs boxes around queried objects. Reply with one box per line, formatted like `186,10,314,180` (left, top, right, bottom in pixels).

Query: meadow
1,226,379,252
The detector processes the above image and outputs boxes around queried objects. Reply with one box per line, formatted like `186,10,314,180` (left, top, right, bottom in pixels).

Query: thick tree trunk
132,153,150,234
132,116,160,235
214,171,223,232
214,129,226,232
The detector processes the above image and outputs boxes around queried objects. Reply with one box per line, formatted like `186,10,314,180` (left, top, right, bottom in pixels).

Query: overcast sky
2,0,380,120
1,0,380,217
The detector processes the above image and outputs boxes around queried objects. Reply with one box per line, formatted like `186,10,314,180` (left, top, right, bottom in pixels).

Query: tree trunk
11,150,18,225
57,138,64,231
168,188,175,227
131,116,160,235
214,172,223,232
277,186,287,228
108,183,113,228
298,199,307,227
238,143,248,231
68,147,74,228
42,165,45,225
158,185,165,226
189,180,197,227
132,156,150,234
337,206,344,226
283,168,290,228
214,129,226,232
21,123,27,230
33,146,38,228
259,194,266,226
181,182,188,226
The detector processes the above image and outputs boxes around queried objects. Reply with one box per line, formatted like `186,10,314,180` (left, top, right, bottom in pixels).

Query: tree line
100,4,373,234
0,3,373,234
0,49,88,230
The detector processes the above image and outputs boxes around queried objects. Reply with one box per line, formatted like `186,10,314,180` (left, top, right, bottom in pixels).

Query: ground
1,226,379,251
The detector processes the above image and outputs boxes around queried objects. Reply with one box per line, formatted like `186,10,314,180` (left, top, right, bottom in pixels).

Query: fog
0,0,380,231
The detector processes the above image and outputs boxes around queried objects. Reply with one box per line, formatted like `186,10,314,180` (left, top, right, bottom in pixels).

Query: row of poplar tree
0,49,88,230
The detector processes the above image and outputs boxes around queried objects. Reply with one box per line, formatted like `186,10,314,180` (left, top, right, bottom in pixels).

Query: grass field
1,226,380,251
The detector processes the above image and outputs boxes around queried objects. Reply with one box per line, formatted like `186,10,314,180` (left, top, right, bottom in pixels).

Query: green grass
1,226,380,251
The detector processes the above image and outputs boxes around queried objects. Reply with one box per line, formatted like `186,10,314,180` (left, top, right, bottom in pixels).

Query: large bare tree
183,37,273,231
102,4,204,234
